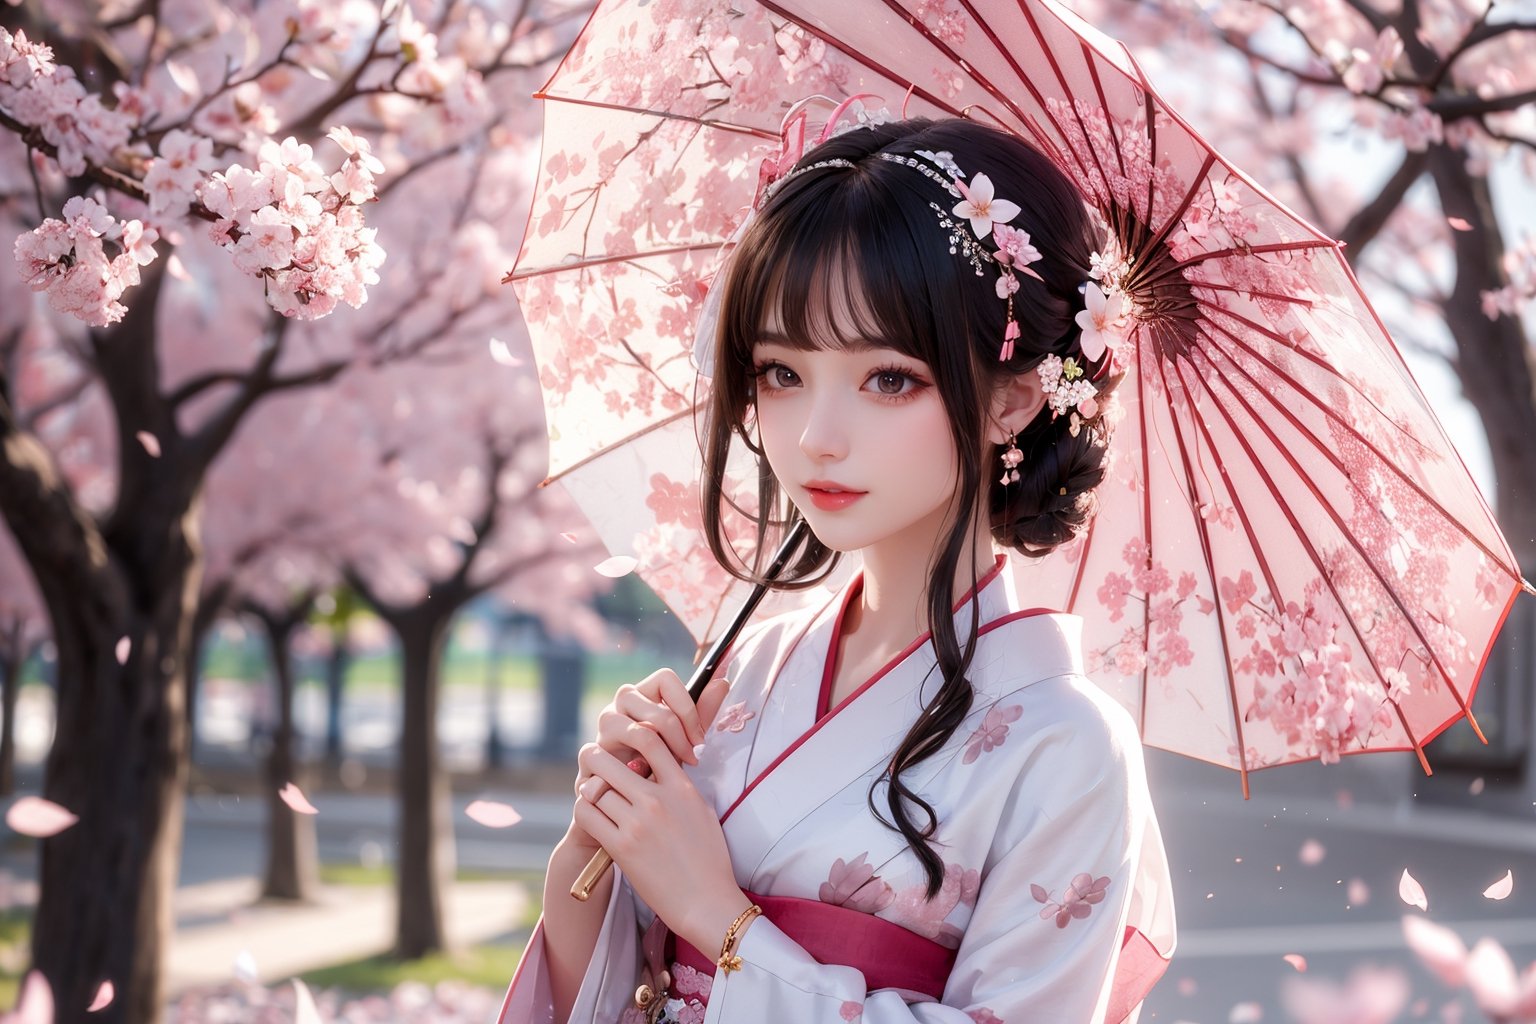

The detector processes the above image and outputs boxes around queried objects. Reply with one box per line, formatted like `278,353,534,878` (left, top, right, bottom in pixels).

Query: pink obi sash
669,890,957,1006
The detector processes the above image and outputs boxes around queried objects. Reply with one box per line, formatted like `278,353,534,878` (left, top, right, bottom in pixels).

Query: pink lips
804,480,867,512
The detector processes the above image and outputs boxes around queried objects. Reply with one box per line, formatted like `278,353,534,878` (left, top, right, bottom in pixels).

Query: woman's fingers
653,670,706,747
608,683,698,766
587,727,684,798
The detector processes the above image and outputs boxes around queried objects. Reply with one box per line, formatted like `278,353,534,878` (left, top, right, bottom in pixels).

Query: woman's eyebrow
753,330,891,352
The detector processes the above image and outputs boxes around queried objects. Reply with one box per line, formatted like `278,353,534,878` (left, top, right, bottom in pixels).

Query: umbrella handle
570,519,811,901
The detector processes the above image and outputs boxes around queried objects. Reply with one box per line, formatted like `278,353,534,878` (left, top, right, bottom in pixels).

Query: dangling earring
999,431,1023,486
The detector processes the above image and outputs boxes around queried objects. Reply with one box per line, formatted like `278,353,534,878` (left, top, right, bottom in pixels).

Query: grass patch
318,864,535,887
0,907,33,1008
299,943,524,990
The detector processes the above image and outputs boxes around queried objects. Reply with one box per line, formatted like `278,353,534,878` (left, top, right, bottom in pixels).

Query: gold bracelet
716,903,764,973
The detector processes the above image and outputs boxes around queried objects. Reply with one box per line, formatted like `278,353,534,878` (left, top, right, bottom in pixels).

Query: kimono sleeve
494,864,648,1024
700,677,1165,1024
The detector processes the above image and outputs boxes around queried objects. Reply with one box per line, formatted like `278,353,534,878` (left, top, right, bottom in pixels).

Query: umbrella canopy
505,0,1533,791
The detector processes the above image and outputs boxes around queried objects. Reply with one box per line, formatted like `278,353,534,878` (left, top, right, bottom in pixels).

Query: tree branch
1337,150,1427,262
1429,88,1536,122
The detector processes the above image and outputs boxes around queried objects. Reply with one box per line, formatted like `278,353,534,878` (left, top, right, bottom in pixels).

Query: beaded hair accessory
764,148,1041,364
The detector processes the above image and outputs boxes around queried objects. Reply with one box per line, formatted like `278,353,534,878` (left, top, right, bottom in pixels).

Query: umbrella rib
1132,317,1158,735
954,0,1077,160
1137,154,1217,266
540,407,697,484
753,0,965,119
1154,324,1253,796
533,93,780,140
1199,314,1523,599
1184,280,1318,310
1151,239,1339,287
1201,300,1427,445
1064,502,1097,613
1186,339,1455,769
507,242,725,282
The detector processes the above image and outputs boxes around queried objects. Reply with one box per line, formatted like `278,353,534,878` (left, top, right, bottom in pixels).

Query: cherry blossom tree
0,2,577,1020
335,348,609,956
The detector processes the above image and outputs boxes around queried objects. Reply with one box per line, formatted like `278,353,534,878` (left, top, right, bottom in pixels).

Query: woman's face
749,292,965,557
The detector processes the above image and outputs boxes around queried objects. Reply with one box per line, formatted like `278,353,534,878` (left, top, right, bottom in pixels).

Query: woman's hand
567,671,731,852
572,721,753,955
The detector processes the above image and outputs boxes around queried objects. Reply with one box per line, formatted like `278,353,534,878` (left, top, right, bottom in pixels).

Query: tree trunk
484,619,505,769
253,605,321,903
0,620,23,796
391,605,457,958
29,526,196,1024
185,591,223,766
323,629,352,766
1426,148,1536,569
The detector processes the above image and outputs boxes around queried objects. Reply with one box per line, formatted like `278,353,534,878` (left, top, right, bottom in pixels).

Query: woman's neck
844,511,998,650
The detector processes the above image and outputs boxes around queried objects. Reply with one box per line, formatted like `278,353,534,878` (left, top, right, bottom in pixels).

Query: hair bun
992,412,1113,558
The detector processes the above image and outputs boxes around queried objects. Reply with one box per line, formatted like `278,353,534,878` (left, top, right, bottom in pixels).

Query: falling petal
278,783,318,815
595,555,637,578
10,970,53,1024
1447,217,1472,231
1470,777,1485,795
1403,914,1469,987
87,980,113,1012
1283,954,1307,972
1466,937,1519,1019
560,532,578,543
1177,977,1198,997
1299,840,1325,865
1348,878,1371,905
293,978,322,1024
1483,870,1513,900
465,800,523,828
115,637,131,665
166,253,191,281
1229,1001,1263,1023
135,432,161,458
5,796,79,838
490,336,524,367
165,61,200,96
232,949,259,984
1399,868,1428,911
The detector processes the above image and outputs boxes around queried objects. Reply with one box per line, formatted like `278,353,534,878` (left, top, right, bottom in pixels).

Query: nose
798,389,849,462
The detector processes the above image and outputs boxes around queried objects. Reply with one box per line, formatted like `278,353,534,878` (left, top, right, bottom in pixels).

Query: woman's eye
754,363,799,389
870,370,915,396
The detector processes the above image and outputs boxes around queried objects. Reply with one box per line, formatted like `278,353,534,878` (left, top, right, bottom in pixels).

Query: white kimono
497,553,1176,1024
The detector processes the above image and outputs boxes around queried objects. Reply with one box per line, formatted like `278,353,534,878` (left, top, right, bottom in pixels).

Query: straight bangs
716,168,948,393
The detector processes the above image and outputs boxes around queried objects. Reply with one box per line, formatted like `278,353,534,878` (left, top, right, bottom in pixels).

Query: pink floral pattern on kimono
840,1001,863,1021
962,703,1023,764
819,852,895,913
1031,873,1112,928
887,862,980,948
714,702,755,733
671,963,712,1000
968,1009,1004,1024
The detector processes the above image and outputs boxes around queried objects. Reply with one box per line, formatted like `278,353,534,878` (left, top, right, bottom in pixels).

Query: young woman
497,116,1177,1024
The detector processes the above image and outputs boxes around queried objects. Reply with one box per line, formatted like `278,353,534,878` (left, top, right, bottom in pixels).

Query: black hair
700,116,1124,898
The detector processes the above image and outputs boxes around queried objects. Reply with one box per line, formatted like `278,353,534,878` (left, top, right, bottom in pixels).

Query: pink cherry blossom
951,173,1020,239
1074,281,1127,362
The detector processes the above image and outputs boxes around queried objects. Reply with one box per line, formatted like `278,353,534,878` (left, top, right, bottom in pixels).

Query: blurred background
1,0,1534,1021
